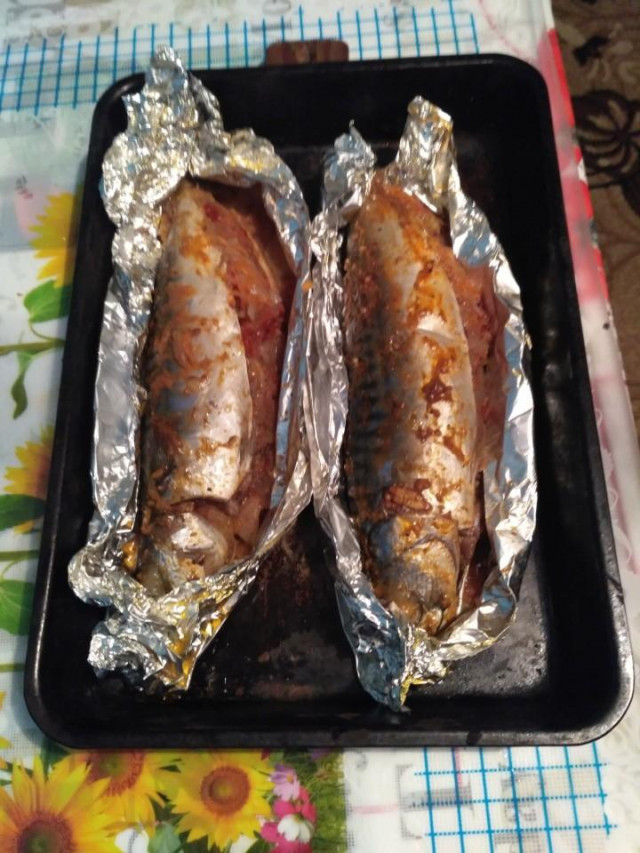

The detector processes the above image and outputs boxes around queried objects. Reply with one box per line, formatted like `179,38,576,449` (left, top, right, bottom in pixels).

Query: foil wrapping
306,98,537,709
69,47,311,690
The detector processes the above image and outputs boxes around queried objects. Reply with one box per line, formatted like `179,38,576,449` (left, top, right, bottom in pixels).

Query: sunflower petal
44,762,89,812
11,763,37,814
0,781,21,827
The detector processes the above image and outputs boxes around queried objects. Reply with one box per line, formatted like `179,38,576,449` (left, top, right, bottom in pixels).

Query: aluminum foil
306,97,537,709
68,47,311,690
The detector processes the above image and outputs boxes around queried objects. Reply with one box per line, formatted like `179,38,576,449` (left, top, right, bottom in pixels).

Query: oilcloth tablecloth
1,1,639,851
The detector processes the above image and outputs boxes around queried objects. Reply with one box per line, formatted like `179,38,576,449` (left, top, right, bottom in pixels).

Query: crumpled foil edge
306,97,537,709
68,47,312,691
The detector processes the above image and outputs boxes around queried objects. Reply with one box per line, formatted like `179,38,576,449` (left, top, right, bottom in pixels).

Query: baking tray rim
23,52,635,748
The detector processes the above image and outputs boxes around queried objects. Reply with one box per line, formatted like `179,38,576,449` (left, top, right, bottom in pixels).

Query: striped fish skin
344,174,481,634
136,180,294,594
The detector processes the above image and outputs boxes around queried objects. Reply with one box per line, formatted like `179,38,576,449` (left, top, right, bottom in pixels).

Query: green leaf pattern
0,496,46,532
24,279,71,325
148,824,184,853
0,190,76,419
0,580,34,636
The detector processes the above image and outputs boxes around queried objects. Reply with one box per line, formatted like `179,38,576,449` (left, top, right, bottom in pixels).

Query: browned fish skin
136,180,295,594
343,173,506,633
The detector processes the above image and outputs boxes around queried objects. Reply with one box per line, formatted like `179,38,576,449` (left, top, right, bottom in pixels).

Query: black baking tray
25,54,633,748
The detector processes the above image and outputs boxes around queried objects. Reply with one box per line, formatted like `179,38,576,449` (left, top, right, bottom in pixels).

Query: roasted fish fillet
343,173,506,633
135,180,295,594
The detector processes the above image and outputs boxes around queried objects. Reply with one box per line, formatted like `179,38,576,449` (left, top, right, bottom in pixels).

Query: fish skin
136,181,293,593
146,182,254,507
344,174,479,633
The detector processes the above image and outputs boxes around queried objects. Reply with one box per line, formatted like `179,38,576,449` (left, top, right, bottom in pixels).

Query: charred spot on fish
382,484,432,515
415,421,438,442
442,431,468,464
421,375,453,407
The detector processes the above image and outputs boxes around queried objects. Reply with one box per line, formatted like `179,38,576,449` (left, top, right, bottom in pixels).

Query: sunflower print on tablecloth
0,756,119,852
2,425,53,535
4,426,53,504
0,425,55,640
162,751,274,850
0,747,345,852
29,191,80,291
62,750,179,836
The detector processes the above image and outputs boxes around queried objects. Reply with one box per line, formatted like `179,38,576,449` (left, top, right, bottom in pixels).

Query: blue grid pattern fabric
0,5,479,113
344,743,613,851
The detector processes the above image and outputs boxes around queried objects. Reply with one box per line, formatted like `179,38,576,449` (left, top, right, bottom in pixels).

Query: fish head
139,507,235,593
367,514,460,634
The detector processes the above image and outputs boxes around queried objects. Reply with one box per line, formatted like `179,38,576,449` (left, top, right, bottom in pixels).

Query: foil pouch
68,47,311,690
305,98,537,709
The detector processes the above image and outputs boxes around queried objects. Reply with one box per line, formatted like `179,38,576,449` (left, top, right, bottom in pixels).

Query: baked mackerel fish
67,47,313,691
135,179,295,595
343,172,507,635
307,98,536,707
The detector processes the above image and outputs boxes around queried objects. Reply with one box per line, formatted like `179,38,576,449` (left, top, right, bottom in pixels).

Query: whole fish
134,180,295,594
343,173,506,633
